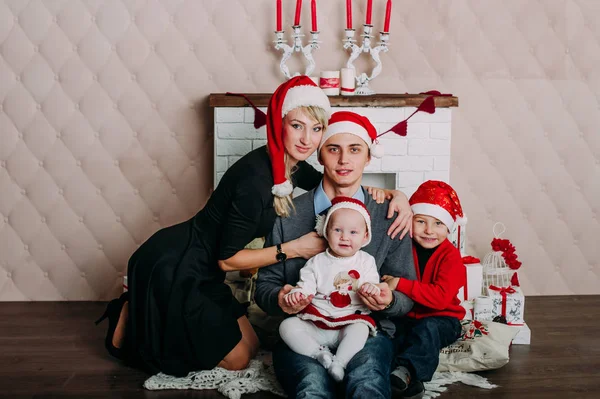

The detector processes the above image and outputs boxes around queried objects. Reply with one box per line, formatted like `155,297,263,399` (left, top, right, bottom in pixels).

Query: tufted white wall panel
0,0,598,300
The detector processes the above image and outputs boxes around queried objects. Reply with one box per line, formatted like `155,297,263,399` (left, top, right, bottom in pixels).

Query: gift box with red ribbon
457,256,483,301
487,285,525,325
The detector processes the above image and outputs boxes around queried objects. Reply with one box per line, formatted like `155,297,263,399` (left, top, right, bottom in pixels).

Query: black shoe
403,379,424,399
95,292,129,359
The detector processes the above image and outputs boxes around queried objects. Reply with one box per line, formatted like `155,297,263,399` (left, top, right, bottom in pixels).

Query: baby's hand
284,291,306,307
359,283,381,297
381,275,400,291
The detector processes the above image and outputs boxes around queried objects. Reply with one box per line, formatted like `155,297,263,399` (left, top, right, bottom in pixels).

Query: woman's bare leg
218,316,259,370
112,301,129,348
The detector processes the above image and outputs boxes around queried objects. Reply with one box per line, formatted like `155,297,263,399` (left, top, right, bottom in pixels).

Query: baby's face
326,208,369,257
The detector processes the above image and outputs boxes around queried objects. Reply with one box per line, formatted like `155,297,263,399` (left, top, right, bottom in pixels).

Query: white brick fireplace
211,95,457,198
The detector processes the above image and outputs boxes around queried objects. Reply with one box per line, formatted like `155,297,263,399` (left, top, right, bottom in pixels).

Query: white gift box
460,300,474,320
487,285,525,325
449,223,466,255
511,323,531,345
457,259,483,301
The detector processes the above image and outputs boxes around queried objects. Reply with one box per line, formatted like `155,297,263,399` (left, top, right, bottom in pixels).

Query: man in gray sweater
255,111,416,398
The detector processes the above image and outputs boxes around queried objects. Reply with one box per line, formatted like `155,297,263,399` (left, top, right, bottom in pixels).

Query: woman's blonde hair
272,105,329,218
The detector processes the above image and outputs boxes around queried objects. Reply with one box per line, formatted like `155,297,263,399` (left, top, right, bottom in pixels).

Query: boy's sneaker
403,379,425,399
391,366,411,393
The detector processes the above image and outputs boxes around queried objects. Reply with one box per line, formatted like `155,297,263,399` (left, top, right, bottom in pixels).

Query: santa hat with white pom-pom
318,111,384,159
409,180,467,231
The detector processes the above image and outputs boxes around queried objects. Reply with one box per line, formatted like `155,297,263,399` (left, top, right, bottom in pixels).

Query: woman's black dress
125,146,321,377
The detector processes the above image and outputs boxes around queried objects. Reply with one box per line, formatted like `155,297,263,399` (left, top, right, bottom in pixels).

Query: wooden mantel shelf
209,93,458,108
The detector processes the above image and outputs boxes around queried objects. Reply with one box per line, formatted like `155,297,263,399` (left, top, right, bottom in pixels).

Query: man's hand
386,190,413,240
358,282,381,297
357,282,394,311
381,275,400,292
278,284,313,315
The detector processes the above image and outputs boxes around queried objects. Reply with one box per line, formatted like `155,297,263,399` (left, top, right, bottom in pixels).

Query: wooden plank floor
1,296,599,398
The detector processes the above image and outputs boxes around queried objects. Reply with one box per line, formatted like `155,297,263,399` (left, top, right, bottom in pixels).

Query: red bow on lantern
488,285,516,318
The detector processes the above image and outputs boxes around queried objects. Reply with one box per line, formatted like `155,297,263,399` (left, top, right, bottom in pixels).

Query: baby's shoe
328,359,345,382
315,349,334,369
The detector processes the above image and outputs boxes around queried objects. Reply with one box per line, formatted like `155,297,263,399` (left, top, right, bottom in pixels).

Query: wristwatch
276,244,287,262
384,294,396,310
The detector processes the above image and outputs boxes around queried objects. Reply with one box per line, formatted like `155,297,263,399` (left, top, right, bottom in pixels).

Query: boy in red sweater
382,180,467,398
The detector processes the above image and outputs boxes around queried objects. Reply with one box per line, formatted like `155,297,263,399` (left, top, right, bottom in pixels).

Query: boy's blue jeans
273,333,394,399
392,316,462,382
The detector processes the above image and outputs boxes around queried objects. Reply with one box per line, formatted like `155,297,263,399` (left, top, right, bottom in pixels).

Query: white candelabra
274,26,320,80
343,25,390,95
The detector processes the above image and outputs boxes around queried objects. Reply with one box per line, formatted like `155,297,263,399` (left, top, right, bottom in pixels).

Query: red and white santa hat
267,76,332,197
409,180,467,230
315,196,372,247
318,111,384,158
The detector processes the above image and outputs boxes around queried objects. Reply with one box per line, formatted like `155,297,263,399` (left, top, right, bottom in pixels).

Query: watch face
276,252,287,262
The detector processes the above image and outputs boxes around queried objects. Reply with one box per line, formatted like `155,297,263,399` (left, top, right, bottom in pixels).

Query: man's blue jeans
273,332,394,399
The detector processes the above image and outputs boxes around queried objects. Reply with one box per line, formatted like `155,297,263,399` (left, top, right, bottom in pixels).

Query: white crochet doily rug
143,351,497,399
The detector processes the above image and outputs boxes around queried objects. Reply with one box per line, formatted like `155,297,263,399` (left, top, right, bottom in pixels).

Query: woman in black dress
97,76,413,377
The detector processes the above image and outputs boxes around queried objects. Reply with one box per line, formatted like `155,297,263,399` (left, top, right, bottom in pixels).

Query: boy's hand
278,285,313,314
358,282,381,297
381,275,400,292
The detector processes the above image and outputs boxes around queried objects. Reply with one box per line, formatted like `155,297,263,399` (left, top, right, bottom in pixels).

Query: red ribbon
341,87,355,93
489,285,516,317
462,256,481,264
320,77,340,89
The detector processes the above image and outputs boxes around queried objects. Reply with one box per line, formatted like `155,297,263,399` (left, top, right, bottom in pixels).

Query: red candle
311,0,317,31
346,0,352,29
366,0,373,25
383,0,392,32
294,0,302,26
276,0,282,31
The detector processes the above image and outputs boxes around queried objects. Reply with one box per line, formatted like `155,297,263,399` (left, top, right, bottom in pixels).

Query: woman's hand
366,186,386,204
381,275,400,292
288,232,327,259
386,190,413,240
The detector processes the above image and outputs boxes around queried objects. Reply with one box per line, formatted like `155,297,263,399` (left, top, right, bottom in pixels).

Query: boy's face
412,214,449,249
326,208,369,257
318,133,370,189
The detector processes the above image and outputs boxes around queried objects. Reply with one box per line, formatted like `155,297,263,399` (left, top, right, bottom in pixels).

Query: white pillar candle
473,296,493,321
319,71,340,96
340,68,355,96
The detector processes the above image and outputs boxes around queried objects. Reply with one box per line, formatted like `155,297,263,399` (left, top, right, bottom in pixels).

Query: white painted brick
253,139,267,149
396,171,425,187
377,138,407,155
216,172,225,187
434,156,450,171
228,156,242,166
407,123,429,139
405,107,451,123
358,107,406,123
217,123,260,139
382,156,433,171
217,140,252,156
398,185,419,198
408,139,450,156
244,107,267,123
216,108,244,122
364,158,382,172
424,171,450,182
216,156,228,172
430,123,451,139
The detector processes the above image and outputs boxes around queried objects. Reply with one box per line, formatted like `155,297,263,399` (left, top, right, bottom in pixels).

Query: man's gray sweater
255,187,416,319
